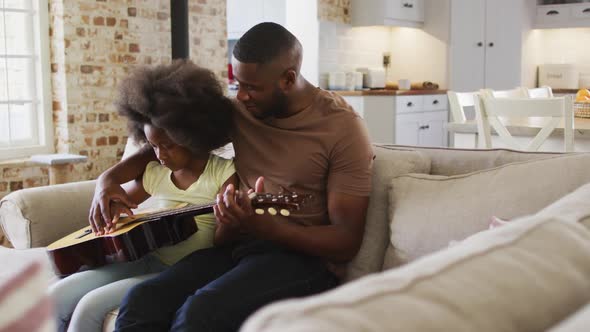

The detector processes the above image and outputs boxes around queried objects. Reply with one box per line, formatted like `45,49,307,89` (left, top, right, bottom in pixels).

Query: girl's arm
213,173,241,246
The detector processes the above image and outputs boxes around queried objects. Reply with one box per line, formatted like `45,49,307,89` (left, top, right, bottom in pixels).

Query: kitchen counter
331,89,447,96
553,89,587,95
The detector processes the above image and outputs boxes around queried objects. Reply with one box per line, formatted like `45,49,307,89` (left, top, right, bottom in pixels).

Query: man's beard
258,89,289,119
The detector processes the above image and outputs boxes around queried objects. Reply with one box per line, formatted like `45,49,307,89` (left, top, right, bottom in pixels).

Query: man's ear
280,69,297,90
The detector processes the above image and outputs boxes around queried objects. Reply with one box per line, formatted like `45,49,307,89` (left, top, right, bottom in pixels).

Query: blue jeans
115,239,339,332
49,254,169,332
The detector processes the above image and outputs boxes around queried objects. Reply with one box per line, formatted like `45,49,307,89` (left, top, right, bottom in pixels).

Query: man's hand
89,176,137,235
214,176,266,234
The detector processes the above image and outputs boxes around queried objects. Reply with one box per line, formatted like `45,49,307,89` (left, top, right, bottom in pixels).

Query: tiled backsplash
318,21,448,90
319,21,390,89
523,28,590,88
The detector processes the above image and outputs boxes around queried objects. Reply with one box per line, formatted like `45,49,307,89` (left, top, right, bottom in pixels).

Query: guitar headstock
249,192,312,216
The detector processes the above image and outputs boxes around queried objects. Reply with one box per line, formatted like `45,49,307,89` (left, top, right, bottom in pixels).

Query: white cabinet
342,94,448,147
535,3,590,28
449,0,530,92
226,0,286,40
351,0,424,28
395,95,448,147
396,112,449,147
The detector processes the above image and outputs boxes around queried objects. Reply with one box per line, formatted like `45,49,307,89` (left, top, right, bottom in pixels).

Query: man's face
232,57,288,119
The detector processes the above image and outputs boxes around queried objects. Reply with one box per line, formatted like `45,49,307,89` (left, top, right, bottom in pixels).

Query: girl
49,60,239,332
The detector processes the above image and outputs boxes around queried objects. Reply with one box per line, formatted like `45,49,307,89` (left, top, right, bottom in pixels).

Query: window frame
0,0,53,161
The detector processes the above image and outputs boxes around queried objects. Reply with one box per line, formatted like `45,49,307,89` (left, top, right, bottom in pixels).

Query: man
91,22,373,331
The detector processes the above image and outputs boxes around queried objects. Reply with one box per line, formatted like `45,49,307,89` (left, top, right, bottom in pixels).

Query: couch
2,145,590,332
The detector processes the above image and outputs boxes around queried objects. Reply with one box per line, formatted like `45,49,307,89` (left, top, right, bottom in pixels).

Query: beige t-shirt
231,88,373,226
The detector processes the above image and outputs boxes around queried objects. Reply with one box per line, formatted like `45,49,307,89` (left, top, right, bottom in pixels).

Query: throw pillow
343,146,430,281
488,215,510,229
241,214,590,332
0,262,54,332
383,153,590,269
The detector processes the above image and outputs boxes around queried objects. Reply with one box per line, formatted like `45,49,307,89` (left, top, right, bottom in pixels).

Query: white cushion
549,301,590,332
383,153,590,269
242,213,590,332
344,146,430,281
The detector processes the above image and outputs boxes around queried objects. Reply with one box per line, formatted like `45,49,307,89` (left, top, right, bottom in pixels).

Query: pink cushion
489,216,510,229
0,262,54,332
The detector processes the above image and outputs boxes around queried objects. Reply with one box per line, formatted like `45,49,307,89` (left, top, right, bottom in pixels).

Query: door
395,113,421,146
449,0,486,92
418,111,448,147
484,0,524,90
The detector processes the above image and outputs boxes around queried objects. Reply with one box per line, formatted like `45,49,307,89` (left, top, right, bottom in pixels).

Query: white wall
388,27,448,88
318,21,448,89
523,28,590,88
286,0,319,86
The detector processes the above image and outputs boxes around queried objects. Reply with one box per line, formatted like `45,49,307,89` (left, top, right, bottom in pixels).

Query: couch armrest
0,180,96,249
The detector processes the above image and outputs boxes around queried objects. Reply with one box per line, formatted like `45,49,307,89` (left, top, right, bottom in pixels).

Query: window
0,0,52,160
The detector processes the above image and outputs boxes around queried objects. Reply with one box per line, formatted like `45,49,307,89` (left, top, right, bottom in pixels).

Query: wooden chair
481,87,528,99
525,86,554,98
474,94,574,152
447,91,479,123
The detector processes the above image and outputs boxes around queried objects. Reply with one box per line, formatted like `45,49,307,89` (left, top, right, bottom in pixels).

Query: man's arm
265,191,369,262
215,180,369,262
89,145,157,234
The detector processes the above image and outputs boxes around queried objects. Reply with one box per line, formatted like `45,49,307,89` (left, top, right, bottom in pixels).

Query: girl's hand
105,201,134,234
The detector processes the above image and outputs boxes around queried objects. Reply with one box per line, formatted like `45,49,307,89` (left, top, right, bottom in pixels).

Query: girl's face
144,124,192,171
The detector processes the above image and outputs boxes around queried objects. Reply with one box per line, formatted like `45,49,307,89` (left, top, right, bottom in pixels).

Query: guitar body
48,212,202,277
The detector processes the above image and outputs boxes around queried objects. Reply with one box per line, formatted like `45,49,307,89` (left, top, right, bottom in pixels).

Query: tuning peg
280,209,290,217
255,208,264,215
248,192,257,200
267,207,277,216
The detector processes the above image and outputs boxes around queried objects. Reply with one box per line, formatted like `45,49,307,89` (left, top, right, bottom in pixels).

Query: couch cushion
382,145,561,176
344,146,430,281
102,309,118,332
0,180,96,249
241,209,590,332
0,227,12,248
383,153,590,269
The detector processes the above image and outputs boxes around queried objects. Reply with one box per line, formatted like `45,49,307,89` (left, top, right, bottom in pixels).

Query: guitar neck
126,202,216,225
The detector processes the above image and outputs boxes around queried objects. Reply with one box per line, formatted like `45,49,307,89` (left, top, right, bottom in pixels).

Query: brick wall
0,0,227,199
318,0,350,24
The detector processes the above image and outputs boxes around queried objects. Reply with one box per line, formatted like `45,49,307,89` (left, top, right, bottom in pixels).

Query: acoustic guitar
47,192,310,277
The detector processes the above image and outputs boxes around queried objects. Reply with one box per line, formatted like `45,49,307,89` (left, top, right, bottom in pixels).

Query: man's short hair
233,22,298,64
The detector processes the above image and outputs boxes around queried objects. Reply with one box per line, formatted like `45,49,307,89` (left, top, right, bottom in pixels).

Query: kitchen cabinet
226,0,285,40
449,0,530,92
395,95,448,147
342,94,448,147
535,3,590,28
351,0,424,28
